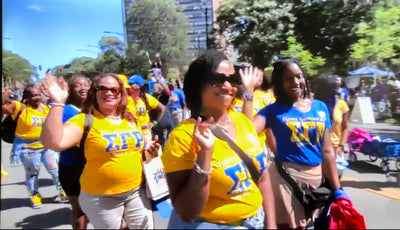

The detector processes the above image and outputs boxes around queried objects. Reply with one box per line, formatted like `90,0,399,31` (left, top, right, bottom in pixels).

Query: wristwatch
243,93,254,101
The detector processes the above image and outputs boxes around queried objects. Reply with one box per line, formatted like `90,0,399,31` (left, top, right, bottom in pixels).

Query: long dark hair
313,75,338,121
82,73,131,120
271,57,310,104
183,49,228,119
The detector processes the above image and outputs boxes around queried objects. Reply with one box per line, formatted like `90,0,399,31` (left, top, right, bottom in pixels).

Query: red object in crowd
329,197,367,229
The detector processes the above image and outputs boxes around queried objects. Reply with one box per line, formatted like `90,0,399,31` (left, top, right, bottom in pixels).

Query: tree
280,36,325,78
292,0,374,75
217,0,296,68
2,49,35,84
126,0,192,69
99,36,125,56
350,5,400,72
123,43,150,78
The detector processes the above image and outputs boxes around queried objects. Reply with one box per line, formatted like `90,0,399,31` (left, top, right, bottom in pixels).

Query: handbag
142,147,170,201
274,159,332,211
1,105,25,144
209,124,260,185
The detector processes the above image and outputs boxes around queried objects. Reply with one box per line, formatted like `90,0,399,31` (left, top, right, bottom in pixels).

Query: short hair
183,49,228,118
21,84,39,103
82,73,129,119
271,57,309,104
66,75,90,105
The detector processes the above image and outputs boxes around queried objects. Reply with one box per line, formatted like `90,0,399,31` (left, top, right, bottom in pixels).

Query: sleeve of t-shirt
161,123,196,173
62,105,79,123
146,93,159,109
318,100,332,129
65,113,85,133
11,101,23,120
257,105,270,129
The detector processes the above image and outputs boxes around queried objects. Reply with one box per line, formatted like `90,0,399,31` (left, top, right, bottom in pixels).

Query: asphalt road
1,120,399,229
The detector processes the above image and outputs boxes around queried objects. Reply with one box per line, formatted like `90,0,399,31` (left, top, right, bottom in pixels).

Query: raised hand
239,66,263,94
42,74,69,104
193,116,215,153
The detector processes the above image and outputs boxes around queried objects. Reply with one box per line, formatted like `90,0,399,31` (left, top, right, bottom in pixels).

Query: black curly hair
183,49,229,119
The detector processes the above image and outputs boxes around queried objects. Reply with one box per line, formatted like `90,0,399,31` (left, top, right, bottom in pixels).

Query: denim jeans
19,144,61,195
168,207,265,229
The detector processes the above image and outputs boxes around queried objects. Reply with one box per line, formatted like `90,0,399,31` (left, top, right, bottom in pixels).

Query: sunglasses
96,86,121,96
207,72,242,87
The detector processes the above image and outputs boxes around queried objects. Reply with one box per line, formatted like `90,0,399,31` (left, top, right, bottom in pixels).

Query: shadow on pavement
1,198,30,211
2,178,58,187
14,207,71,229
348,160,386,174
341,180,398,190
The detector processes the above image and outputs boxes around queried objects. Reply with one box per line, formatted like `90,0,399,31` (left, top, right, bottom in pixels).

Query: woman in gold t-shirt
161,50,276,229
41,73,161,229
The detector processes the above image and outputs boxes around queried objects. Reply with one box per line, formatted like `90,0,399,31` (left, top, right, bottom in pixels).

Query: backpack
1,105,25,144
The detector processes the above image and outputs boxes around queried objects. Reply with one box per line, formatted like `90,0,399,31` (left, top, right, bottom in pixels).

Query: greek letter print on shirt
66,110,145,195
259,100,332,166
162,110,266,224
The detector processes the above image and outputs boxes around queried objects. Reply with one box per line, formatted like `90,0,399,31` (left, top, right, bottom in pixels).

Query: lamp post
201,0,210,49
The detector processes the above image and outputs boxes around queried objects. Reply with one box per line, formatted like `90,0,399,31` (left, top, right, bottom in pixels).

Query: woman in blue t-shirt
59,75,90,229
241,58,350,229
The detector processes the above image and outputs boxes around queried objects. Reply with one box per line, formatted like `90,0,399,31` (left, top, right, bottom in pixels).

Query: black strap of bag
77,113,93,165
274,159,309,204
210,124,260,185
274,159,332,211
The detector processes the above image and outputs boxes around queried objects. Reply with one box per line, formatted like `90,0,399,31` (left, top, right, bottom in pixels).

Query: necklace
215,116,232,133
106,115,121,120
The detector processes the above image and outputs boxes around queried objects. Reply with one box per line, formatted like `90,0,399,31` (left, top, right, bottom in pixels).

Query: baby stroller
347,127,373,163
348,127,400,172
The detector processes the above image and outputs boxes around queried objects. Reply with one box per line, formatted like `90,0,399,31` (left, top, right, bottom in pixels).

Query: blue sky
2,0,124,71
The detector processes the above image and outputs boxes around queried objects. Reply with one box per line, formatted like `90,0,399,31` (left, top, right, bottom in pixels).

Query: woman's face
129,84,141,99
95,76,121,111
201,60,239,112
27,86,42,105
71,77,90,102
283,63,305,101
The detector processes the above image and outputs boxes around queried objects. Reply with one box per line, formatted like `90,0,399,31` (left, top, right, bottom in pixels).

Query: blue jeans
19,143,61,195
168,207,265,229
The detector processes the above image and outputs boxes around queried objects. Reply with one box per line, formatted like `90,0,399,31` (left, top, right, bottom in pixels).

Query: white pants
79,186,154,229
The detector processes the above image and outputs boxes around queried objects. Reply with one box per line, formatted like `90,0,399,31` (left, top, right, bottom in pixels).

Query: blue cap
128,74,144,87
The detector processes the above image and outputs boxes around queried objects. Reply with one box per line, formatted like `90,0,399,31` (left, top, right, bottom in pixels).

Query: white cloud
27,5,44,12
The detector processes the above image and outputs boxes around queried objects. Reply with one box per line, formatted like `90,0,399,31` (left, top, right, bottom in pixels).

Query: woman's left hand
145,135,162,159
240,66,263,93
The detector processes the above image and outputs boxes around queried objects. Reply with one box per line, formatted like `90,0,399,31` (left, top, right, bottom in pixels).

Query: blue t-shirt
258,100,332,166
168,89,185,109
59,104,81,166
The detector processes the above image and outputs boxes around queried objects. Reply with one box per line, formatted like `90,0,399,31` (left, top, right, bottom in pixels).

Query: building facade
122,0,224,54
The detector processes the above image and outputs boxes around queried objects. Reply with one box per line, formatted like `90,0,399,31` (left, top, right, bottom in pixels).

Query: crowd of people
1,49,363,229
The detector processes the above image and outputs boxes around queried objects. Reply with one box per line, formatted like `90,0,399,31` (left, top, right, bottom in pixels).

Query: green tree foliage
2,49,34,82
280,36,325,78
123,43,150,78
126,0,192,68
292,0,374,76
350,5,400,72
217,0,296,68
99,36,125,56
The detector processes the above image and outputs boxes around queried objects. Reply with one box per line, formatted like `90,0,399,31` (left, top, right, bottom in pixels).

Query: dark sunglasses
96,86,121,96
207,72,242,87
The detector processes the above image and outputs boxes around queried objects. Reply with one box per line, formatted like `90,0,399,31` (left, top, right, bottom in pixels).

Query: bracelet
194,162,212,175
50,102,65,108
243,93,254,101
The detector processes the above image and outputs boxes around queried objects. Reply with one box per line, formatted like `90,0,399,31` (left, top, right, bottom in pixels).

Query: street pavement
1,120,399,229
